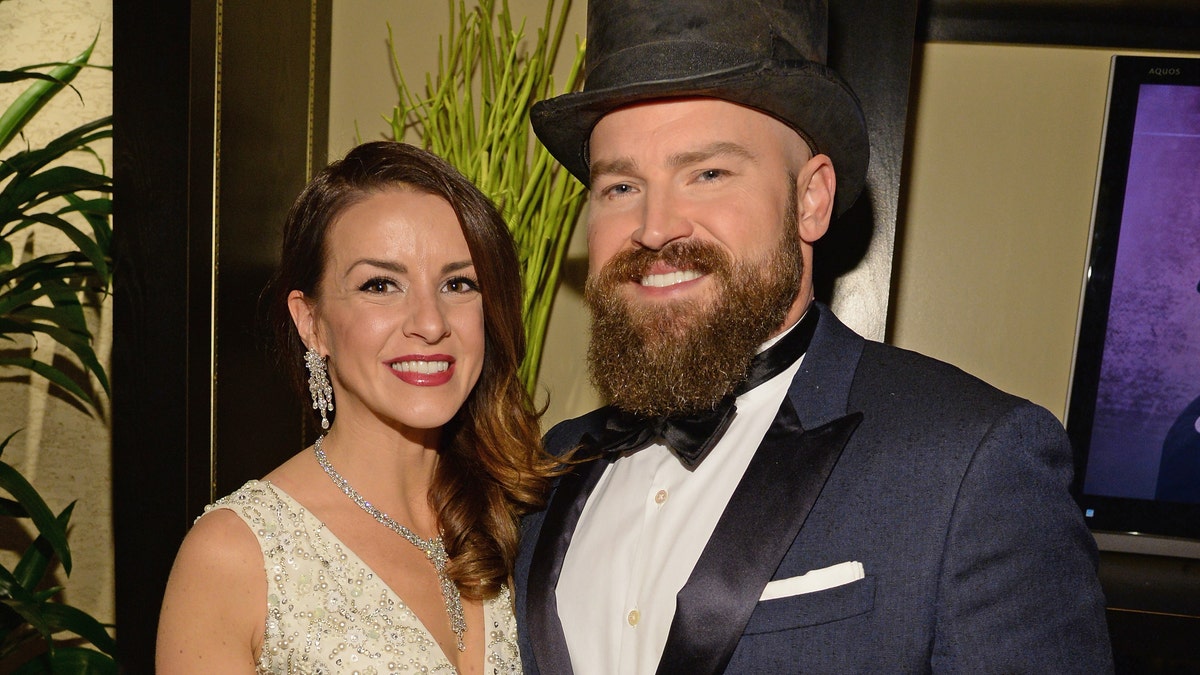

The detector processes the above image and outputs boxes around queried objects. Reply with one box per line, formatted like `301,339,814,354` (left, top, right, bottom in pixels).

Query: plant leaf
0,37,96,154
10,213,108,282
59,194,113,257
0,566,53,637
0,460,71,575
0,605,31,654
13,503,74,592
21,322,109,396
0,71,62,86
35,603,117,657
0,428,18,459
0,166,113,226
0,263,98,314
0,251,96,290
0,496,29,517
0,117,112,185
10,302,90,338
0,358,98,409
10,646,118,675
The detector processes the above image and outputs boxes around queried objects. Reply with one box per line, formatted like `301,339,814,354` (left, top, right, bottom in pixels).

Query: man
514,0,1113,672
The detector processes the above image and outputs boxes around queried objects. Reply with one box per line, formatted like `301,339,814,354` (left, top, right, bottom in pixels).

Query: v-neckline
257,479,473,670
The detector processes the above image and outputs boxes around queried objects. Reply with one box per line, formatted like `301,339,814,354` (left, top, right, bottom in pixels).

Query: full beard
585,227,804,417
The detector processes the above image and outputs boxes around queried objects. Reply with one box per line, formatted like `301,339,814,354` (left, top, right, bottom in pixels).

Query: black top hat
531,0,870,215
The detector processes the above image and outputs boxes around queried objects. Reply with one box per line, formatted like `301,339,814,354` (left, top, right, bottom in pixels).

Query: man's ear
288,290,321,353
796,153,836,245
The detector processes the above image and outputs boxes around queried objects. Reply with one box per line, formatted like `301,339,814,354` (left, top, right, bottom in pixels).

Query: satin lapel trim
527,446,613,675
656,401,863,675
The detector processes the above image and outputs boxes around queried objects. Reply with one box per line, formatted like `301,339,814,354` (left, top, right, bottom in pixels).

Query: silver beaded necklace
313,435,466,652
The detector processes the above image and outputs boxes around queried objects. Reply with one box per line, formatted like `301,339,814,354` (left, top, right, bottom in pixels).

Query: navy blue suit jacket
515,305,1113,673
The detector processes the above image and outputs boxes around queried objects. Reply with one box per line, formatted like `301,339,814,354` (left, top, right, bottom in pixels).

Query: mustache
594,240,732,285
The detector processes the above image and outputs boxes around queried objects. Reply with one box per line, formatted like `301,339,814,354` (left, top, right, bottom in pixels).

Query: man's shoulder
810,304,1026,415
861,340,1014,396
848,338,1051,429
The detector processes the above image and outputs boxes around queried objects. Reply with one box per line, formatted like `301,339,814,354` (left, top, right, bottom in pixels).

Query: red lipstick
386,355,455,386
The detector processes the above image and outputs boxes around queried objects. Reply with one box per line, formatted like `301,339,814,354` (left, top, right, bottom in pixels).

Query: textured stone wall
0,0,114,626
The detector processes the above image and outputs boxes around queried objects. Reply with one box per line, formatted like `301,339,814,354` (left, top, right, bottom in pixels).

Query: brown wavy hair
262,141,556,599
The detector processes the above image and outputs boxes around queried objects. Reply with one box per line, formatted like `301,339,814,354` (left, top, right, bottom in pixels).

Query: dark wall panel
922,0,1200,50
818,0,920,335
112,2,210,670
112,1,329,668
214,1,330,498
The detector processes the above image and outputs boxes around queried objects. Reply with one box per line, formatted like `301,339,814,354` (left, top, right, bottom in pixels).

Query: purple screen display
1083,83,1200,503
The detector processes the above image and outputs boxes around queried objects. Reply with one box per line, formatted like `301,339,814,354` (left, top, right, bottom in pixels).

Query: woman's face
291,188,485,436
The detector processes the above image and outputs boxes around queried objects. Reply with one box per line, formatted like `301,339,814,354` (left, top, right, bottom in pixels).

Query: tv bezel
1066,54,1200,546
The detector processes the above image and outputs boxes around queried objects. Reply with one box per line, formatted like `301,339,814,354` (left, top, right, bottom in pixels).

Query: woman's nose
403,290,451,343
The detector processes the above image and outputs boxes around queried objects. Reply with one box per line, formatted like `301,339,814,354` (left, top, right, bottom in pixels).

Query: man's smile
640,269,704,288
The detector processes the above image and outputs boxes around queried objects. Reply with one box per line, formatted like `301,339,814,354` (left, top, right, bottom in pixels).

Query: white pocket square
759,561,865,601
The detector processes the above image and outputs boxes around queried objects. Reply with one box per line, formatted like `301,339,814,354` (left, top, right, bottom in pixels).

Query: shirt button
627,609,640,626
654,489,668,505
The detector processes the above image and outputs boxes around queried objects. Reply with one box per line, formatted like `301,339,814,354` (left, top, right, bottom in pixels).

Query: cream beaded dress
203,480,521,674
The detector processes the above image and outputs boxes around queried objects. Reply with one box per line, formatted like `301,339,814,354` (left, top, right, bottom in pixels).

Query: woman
158,141,554,673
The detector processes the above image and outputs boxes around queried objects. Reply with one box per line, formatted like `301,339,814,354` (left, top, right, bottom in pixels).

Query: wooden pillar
112,1,329,668
820,0,921,341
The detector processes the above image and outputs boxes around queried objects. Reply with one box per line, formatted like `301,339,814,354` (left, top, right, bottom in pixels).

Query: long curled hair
263,141,555,599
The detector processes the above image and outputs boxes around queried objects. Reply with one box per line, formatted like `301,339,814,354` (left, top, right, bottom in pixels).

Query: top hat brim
531,59,870,216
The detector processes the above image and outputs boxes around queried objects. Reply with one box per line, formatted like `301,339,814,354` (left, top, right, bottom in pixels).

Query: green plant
386,0,586,395
0,35,116,672
1,36,112,411
0,431,116,672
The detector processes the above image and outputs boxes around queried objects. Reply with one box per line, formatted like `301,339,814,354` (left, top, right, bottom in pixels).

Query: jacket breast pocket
741,576,876,635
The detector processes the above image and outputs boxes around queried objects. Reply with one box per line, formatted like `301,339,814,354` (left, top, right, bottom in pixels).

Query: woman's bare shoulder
187,506,263,561
157,506,266,673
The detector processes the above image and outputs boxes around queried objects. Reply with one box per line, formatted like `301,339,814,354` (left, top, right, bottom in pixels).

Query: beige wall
329,1,445,156
891,43,1197,420
328,0,586,156
0,0,114,624
331,5,1197,426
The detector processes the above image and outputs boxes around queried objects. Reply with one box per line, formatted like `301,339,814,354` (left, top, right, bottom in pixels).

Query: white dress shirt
556,326,806,675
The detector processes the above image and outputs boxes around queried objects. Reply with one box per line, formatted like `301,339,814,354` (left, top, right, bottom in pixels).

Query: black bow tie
594,305,820,469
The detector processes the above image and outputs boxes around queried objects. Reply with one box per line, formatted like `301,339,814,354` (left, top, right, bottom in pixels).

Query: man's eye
599,182,635,197
698,169,726,181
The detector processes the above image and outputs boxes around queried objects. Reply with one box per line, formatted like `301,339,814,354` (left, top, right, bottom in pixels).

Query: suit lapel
656,398,863,675
790,302,866,429
525,305,866,674
526,443,613,675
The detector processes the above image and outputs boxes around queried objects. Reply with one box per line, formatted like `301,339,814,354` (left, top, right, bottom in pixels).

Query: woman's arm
156,508,267,673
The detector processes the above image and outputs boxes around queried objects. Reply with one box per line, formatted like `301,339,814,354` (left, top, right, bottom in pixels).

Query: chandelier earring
304,348,334,429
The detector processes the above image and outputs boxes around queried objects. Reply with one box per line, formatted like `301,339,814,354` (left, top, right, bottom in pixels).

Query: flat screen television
1066,54,1200,552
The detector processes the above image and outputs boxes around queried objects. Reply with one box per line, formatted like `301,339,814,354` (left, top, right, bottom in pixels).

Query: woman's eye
360,277,397,294
444,276,479,294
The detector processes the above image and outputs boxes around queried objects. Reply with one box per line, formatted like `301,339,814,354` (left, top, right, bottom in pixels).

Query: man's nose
632,189,694,250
